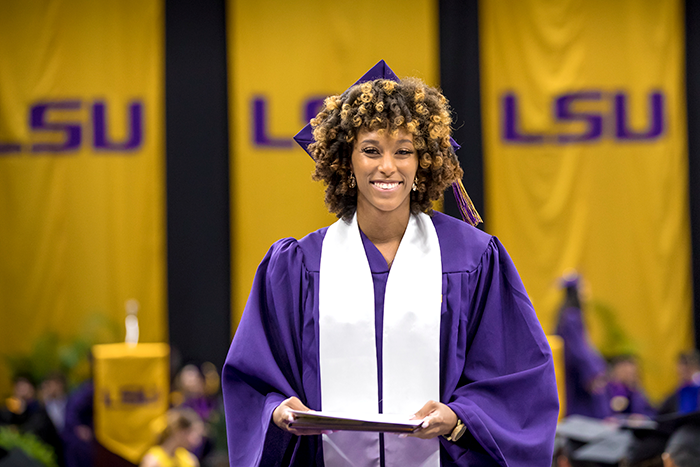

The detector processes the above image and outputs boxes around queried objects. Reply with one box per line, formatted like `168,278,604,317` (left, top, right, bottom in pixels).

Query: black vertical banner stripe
439,0,485,228
685,0,700,349
165,0,231,370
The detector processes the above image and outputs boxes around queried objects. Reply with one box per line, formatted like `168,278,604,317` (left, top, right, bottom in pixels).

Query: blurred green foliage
3,313,121,391
586,300,638,358
0,426,58,467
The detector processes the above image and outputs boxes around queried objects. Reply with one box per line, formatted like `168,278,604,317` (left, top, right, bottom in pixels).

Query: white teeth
373,182,400,189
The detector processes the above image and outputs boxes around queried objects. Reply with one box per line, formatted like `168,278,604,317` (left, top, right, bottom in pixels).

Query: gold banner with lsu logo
227,0,438,330
480,0,691,401
0,0,165,393
93,343,170,464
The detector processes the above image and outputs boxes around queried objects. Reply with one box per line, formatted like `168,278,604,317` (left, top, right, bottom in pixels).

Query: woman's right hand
272,396,329,436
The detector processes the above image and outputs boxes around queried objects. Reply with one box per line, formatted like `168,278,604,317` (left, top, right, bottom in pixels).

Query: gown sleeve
222,238,311,467
444,237,559,467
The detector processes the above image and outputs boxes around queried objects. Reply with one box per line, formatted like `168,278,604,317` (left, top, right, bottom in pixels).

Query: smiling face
351,128,418,219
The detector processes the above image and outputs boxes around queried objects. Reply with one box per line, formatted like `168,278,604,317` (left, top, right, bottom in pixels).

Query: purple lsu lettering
254,92,666,148
0,99,144,154
102,385,161,408
252,95,326,148
502,91,665,144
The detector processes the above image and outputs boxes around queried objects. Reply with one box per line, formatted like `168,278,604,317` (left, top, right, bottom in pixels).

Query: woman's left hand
407,400,458,439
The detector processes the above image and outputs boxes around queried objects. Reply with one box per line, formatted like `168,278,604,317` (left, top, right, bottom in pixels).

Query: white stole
319,212,442,467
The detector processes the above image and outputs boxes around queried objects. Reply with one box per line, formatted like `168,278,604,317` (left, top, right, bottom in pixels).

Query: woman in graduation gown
222,61,559,467
555,273,609,419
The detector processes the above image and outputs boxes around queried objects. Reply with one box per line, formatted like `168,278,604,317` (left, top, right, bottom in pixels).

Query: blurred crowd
0,357,228,467
554,273,700,467
4,273,700,467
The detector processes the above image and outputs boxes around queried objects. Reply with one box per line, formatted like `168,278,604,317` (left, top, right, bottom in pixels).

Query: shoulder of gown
430,211,493,274
256,225,328,276
295,226,328,272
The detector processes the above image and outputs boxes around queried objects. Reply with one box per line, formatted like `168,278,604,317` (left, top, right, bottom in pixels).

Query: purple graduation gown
555,307,609,419
605,381,656,418
62,380,94,467
223,212,559,466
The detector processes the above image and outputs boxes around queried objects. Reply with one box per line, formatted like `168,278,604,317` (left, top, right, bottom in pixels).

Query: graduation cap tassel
452,179,483,227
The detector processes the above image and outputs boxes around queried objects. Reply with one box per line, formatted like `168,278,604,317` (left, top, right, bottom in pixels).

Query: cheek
351,156,373,178
401,158,419,178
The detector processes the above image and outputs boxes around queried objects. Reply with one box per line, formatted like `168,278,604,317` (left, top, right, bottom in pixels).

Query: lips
371,181,402,190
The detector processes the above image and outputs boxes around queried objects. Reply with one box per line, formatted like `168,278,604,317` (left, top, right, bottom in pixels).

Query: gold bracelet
443,418,466,442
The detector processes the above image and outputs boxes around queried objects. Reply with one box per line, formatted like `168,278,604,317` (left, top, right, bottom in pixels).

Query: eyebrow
360,139,414,145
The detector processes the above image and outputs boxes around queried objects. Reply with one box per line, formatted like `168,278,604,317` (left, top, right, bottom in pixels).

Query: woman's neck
356,202,410,267
160,438,179,458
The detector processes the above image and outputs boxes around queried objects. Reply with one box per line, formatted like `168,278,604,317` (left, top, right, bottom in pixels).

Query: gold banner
0,0,166,393
480,0,691,400
227,0,438,330
93,343,170,464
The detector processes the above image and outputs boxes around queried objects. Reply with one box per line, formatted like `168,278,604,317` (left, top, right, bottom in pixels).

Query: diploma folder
289,411,423,433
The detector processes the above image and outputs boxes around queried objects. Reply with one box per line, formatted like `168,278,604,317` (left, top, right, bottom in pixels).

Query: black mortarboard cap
616,411,700,465
571,429,634,465
555,415,661,466
555,416,628,465
654,409,700,435
556,415,619,443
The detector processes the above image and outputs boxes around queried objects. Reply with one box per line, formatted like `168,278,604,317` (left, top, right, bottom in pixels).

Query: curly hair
309,77,463,220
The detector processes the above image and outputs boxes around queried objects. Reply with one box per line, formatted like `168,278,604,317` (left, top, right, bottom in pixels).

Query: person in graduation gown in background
222,61,559,467
605,355,656,419
555,273,609,419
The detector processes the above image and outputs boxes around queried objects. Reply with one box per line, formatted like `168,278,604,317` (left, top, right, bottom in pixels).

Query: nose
378,152,397,175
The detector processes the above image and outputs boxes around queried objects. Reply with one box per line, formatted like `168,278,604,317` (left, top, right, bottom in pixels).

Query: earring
349,172,356,189
412,176,418,192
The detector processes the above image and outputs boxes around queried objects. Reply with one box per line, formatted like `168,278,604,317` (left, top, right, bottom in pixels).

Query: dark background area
166,0,231,369
685,0,700,349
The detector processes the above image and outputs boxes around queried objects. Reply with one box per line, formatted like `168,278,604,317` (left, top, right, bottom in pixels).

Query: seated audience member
62,379,94,467
606,355,656,418
140,408,204,467
658,352,700,415
174,363,222,461
40,372,68,432
0,374,64,463
662,424,700,467
176,364,218,422
555,272,609,419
